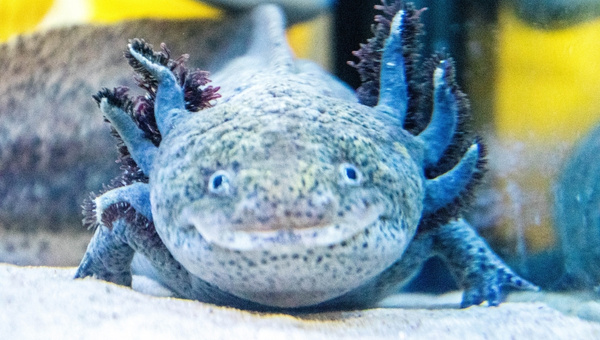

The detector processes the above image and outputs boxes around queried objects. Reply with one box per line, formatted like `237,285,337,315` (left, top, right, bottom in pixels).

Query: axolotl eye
339,163,362,185
208,170,231,195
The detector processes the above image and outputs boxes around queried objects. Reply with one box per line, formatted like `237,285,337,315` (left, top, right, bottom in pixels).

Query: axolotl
75,2,536,310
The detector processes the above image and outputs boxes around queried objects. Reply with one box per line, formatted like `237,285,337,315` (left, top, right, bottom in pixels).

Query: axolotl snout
75,2,536,310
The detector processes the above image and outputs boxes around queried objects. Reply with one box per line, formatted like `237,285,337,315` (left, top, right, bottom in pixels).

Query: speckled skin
75,3,536,310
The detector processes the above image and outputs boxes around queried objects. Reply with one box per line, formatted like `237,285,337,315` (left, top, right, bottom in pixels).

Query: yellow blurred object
493,6,600,254
496,6,600,144
0,0,221,42
0,0,54,41
89,0,221,23
287,13,330,67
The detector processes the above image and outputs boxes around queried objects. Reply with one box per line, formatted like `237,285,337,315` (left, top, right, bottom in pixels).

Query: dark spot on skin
292,254,300,259
231,161,241,173
285,210,292,217
337,211,344,217
316,256,323,264
229,260,236,266
362,242,369,248
270,256,278,261
306,211,313,218
261,259,268,265
341,241,348,247
273,179,280,186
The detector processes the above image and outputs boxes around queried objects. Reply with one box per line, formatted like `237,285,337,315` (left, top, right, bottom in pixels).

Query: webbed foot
74,223,134,286
459,255,538,307
74,183,152,287
433,218,539,307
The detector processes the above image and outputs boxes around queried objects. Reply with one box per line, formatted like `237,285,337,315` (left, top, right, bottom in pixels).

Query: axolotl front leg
371,7,538,307
431,219,538,307
75,41,193,292
76,183,155,285
74,173,193,294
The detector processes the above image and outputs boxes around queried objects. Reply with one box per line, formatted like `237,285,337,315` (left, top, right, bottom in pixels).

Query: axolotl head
148,75,426,308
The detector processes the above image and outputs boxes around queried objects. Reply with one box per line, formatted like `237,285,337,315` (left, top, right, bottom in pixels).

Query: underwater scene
1,0,600,338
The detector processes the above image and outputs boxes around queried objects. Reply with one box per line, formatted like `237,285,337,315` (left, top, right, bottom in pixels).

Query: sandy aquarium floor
1,263,599,340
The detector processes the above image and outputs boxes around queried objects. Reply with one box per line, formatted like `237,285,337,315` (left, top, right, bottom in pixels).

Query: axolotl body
75,2,536,310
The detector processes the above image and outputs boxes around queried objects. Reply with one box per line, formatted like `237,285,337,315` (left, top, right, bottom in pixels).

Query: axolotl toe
75,2,537,310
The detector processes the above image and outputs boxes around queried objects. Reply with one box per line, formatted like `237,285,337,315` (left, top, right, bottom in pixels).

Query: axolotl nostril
75,1,537,310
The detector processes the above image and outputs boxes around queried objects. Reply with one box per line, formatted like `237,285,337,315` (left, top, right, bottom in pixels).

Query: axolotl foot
432,219,539,307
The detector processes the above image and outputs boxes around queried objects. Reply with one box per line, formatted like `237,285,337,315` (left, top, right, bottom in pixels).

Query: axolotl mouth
179,198,385,251
169,196,413,308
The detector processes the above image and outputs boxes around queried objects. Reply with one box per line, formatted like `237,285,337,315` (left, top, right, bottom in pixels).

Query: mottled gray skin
152,70,422,308
554,124,600,291
76,4,536,310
